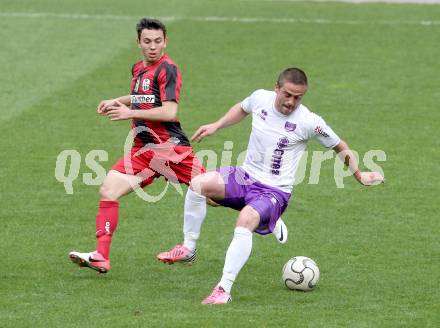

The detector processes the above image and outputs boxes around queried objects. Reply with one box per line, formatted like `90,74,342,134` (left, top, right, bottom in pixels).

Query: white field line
0,12,439,26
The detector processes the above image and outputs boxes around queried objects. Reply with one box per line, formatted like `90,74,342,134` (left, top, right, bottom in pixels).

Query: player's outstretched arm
333,140,384,186
191,103,248,142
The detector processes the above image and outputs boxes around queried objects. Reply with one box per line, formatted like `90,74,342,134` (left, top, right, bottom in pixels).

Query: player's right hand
97,99,117,115
191,123,218,142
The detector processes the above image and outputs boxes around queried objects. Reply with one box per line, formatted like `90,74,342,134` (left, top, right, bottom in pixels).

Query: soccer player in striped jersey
69,18,204,273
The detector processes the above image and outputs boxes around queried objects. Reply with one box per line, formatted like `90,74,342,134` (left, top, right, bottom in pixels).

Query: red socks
95,200,119,259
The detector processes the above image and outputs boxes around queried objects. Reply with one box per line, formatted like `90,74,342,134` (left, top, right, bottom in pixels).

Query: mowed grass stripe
1,11,440,25
0,17,136,122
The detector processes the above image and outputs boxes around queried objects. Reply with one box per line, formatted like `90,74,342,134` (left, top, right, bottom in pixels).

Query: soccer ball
282,256,320,291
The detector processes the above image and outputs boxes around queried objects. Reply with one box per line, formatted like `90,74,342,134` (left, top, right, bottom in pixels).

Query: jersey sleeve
308,113,341,148
240,89,264,113
157,62,182,103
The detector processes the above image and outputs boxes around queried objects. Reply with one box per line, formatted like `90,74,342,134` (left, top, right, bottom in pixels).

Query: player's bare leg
99,170,143,201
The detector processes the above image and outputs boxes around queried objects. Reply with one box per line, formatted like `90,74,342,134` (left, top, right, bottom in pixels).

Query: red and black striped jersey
130,55,190,147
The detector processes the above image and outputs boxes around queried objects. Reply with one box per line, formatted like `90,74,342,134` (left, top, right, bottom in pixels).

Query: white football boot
273,218,288,244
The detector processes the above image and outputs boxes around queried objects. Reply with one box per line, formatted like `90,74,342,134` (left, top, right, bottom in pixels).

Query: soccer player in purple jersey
158,68,384,304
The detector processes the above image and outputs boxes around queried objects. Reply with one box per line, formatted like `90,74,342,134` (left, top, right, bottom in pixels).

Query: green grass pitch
1,0,439,327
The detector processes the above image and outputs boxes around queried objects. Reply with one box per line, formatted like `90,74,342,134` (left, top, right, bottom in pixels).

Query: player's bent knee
204,173,225,198
202,182,225,200
99,184,119,201
189,176,204,195
236,219,259,232
190,172,223,197
236,206,260,231
99,170,140,200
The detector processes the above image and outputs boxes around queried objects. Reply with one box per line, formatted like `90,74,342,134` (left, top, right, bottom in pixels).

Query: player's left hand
105,101,133,121
191,123,219,142
357,171,385,186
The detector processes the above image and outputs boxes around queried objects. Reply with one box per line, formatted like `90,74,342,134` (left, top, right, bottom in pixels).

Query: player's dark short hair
136,18,167,40
277,68,308,87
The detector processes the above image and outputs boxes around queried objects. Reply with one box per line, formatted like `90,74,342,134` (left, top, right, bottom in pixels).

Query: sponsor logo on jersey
285,121,297,132
315,126,330,138
131,95,156,104
142,79,151,91
271,137,289,175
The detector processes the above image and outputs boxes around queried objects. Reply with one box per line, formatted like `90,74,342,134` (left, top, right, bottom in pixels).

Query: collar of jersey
272,100,302,119
142,54,167,70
